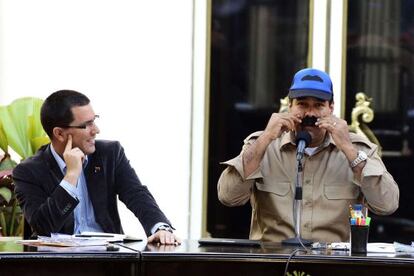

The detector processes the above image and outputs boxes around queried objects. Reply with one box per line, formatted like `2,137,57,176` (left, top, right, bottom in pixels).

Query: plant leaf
9,199,17,236
0,211,7,236
14,213,24,236
0,187,12,203
0,169,13,178
29,101,45,138
0,97,49,159
0,121,8,153
31,136,50,153
0,156,17,171
0,105,28,158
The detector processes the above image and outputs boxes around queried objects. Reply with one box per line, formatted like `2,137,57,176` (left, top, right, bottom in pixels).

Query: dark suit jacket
13,140,171,237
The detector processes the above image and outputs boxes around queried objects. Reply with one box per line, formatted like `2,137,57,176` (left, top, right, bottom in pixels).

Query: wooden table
0,237,139,276
2,238,414,276
128,240,414,276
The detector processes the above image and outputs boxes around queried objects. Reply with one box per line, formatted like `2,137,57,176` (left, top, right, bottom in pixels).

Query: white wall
0,0,199,239
311,0,328,71
328,0,345,116
312,0,345,116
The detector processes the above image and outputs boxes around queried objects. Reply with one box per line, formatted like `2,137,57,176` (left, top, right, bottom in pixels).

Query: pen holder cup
350,225,369,253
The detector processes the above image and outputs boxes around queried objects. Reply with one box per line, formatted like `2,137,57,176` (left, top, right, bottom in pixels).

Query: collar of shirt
50,144,89,173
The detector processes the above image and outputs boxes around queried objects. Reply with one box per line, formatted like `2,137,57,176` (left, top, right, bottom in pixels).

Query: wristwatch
156,225,173,233
350,150,367,168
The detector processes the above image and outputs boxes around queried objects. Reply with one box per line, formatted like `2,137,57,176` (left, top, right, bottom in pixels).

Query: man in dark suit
13,90,180,245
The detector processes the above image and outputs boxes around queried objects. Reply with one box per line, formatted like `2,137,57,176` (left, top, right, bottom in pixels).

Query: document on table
75,231,143,242
17,232,142,247
312,242,396,253
17,233,108,247
74,232,127,242
368,243,396,253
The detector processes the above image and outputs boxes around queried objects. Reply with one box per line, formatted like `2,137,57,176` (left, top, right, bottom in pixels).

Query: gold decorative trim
287,270,311,276
279,96,289,113
348,92,382,155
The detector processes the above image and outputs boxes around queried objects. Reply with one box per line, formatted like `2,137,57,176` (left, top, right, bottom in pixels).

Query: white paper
367,243,396,253
75,231,127,243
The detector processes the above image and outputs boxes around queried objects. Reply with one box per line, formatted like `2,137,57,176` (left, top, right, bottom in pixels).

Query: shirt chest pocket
324,184,360,200
255,180,291,196
254,180,291,217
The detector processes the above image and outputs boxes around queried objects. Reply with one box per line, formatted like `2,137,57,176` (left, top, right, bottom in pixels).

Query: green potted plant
0,97,49,237
0,157,19,236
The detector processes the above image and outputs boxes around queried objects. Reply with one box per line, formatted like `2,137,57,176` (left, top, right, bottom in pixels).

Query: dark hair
41,90,90,138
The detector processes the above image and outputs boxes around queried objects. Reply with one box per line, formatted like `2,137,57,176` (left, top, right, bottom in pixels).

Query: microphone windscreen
301,116,318,127
296,131,312,147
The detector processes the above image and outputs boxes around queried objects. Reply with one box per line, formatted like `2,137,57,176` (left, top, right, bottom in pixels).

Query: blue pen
353,204,363,212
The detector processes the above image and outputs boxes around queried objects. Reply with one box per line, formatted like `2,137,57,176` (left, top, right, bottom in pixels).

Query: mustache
301,116,318,127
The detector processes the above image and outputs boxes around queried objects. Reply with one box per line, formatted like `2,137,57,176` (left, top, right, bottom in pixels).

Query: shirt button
305,179,311,184
304,222,311,229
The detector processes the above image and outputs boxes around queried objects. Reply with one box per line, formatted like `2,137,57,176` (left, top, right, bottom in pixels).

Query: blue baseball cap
288,68,333,101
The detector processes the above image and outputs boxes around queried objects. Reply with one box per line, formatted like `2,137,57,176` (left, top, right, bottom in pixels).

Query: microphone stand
282,152,312,246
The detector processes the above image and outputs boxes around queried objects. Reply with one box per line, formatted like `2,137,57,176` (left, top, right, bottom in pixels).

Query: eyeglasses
60,115,100,130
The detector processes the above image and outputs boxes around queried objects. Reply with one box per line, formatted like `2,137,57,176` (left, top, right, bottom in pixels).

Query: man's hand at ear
63,134,85,186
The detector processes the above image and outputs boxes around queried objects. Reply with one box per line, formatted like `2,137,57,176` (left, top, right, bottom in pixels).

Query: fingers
315,115,345,132
147,235,154,243
63,135,84,159
316,115,354,153
62,135,85,182
175,236,182,245
147,231,181,246
265,113,302,138
64,147,85,162
281,114,302,131
64,134,73,153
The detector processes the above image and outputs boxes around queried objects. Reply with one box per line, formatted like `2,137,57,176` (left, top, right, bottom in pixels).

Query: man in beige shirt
217,68,399,242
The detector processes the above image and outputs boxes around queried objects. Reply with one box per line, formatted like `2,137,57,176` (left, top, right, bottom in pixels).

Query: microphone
282,130,313,246
296,131,311,161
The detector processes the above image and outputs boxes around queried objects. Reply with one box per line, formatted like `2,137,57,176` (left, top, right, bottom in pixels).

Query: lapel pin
94,166,101,173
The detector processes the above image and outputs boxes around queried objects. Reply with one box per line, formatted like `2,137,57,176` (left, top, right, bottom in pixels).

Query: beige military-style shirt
217,131,399,242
